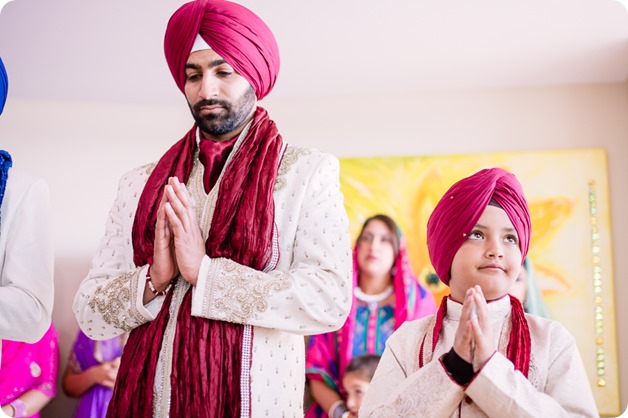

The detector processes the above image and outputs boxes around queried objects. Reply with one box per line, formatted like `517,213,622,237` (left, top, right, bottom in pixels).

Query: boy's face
342,371,371,416
449,204,522,301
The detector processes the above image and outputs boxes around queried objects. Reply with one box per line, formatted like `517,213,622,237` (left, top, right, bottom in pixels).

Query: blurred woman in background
306,214,436,417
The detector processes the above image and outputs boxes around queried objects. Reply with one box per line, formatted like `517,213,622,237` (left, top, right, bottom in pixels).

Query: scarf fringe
426,295,530,376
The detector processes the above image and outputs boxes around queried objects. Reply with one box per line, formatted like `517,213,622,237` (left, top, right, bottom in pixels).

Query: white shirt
0,169,54,364
361,297,599,418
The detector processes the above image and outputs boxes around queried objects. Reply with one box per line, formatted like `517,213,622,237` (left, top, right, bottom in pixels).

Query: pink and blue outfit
305,232,436,417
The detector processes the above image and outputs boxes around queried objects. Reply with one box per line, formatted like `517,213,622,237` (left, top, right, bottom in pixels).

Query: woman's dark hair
345,354,381,382
357,214,400,258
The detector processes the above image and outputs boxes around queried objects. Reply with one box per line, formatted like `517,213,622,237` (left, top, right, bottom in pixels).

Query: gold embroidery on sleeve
88,268,146,331
211,260,292,323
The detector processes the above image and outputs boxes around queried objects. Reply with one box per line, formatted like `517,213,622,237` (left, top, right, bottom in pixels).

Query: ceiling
0,0,627,106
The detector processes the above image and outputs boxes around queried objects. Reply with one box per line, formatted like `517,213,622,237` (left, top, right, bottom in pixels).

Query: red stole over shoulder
107,107,283,417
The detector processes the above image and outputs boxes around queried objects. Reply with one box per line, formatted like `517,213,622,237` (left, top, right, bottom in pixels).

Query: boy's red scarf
420,295,531,377
107,107,282,417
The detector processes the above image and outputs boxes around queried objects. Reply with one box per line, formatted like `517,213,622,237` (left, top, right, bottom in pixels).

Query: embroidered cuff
88,267,152,332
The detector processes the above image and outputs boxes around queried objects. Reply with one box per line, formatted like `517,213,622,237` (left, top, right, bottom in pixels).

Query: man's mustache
193,99,231,113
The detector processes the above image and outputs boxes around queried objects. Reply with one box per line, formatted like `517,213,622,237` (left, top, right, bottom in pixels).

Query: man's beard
190,86,256,137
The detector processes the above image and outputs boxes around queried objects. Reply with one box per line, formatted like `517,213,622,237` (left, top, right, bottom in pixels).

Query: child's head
342,354,381,416
426,168,531,302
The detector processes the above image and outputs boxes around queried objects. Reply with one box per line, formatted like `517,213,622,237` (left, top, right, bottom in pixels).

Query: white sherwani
73,142,352,417
360,297,598,418
0,170,54,363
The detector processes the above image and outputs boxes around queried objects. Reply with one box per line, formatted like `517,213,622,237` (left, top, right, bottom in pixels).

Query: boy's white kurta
360,297,598,418
73,145,352,417
0,170,54,363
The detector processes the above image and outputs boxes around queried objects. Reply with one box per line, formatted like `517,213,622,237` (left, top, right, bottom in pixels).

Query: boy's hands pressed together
467,286,496,371
452,286,497,372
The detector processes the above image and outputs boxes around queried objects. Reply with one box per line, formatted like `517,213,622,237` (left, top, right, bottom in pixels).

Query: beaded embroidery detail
208,259,291,323
274,146,311,191
88,268,146,331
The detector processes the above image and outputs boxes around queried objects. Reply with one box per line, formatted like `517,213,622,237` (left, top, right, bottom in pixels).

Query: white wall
1,81,626,416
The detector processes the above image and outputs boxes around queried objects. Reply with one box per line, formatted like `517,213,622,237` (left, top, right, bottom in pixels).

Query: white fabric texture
0,169,54,364
73,145,353,417
360,297,598,418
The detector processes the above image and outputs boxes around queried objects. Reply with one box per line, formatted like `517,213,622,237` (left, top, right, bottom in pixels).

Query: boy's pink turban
426,168,531,286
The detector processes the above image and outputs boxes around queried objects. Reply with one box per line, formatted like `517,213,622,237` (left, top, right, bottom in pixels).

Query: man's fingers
166,183,197,233
171,177,192,205
164,201,185,234
170,177,198,224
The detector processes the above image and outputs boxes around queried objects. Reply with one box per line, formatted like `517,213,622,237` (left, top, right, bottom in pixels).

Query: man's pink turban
164,0,280,100
426,168,531,286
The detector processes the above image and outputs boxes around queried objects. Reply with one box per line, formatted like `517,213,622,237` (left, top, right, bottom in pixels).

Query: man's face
184,49,256,140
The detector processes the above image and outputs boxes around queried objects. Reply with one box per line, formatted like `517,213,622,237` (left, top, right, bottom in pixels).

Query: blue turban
0,57,7,115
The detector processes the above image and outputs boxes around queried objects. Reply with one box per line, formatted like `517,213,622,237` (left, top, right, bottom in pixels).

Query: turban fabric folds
426,167,531,286
0,150,12,227
424,167,532,378
164,0,280,100
0,57,8,115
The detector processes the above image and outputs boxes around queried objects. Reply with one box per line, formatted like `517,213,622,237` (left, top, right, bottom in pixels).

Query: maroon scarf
107,107,282,417
420,295,531,377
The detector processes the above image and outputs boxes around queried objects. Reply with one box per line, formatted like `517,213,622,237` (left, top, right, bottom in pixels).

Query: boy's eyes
468,230,484,240
467,230,519,244
348,388,365,397
505,234,518,244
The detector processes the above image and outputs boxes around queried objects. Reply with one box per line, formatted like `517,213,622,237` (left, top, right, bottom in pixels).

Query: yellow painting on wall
339,148,618,415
